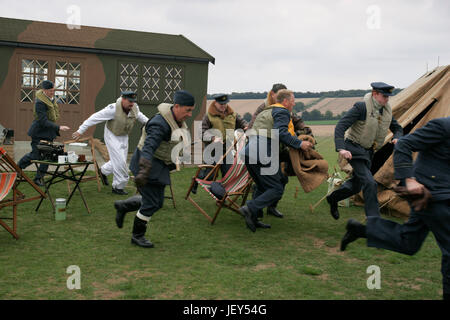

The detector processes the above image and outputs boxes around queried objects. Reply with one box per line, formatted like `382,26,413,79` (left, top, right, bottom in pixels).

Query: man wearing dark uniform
191,93,247,194
326,82,403,219
117,90,195,248
18,80,70,186
339,117,450,300
240,89,313,231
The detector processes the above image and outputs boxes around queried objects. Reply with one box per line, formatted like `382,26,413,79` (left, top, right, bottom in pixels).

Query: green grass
0,137,443,300
305,120,339,125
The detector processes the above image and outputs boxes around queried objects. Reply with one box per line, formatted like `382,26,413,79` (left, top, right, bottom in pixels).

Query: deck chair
63,137,103,192
0,147,46,239
185,132,252,224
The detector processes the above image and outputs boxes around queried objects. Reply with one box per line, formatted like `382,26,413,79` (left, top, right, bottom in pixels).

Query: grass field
0,137,443,300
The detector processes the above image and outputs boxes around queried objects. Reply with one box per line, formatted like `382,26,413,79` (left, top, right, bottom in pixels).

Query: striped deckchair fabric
0,172,17,202
186,133,252,224
0,147,46,239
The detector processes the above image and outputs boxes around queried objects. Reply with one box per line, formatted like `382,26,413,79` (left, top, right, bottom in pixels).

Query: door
15,52,85,142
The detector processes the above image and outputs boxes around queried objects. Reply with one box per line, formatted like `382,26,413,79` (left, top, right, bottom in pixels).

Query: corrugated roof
0,17,215,63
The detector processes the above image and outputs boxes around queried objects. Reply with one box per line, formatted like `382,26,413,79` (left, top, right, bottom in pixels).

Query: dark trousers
137,184,166,218
245,162,286,215
366,200,450,294
17,138,49,180
329,157,379,217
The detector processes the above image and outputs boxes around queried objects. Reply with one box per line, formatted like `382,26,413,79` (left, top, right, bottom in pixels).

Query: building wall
0,46,209,152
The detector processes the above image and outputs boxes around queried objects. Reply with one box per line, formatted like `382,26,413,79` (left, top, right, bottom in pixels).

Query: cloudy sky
1,0,448,93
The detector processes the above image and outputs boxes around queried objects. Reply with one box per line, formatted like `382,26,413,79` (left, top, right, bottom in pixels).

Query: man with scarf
249,83,314,219
18,80,70,186
72,91,148,195
240,89,313,231
191,93,247,194
326,82,403,220
118,90,195,248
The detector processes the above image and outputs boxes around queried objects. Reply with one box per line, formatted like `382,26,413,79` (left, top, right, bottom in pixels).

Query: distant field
307,97,362,116
305,120,339,125
207,98,320,116
207,97,361,117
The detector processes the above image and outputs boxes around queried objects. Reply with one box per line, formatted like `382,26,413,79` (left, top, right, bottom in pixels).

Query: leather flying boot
326,193,340,220
340,219,366,251
191,181,199,194
131,216,154,248
112,187,128,195
239,206,256,232
255,220,271,229
115,195,142,228
267,206,284,218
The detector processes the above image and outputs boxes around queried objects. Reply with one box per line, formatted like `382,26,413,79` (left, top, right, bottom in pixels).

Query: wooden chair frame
0,147,46,239
185,133,252,224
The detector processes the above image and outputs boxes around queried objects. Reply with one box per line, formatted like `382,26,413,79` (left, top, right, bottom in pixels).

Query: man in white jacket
72,91,148,195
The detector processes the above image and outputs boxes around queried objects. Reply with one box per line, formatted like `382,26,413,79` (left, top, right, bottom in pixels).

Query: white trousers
101,126,129,190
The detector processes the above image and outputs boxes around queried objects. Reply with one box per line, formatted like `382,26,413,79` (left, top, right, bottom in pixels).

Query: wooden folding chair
63,137,103,192
0,147,46,239
185,132,252,224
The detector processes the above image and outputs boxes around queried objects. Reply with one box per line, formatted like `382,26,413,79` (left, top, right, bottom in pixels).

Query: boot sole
131,238,154,248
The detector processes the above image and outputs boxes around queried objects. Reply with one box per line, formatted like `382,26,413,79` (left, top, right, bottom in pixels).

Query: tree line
208,88,402,100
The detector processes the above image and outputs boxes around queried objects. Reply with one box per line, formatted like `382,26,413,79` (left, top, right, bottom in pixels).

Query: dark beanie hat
271,83,287,93
173,90,195,106
42,80,54,90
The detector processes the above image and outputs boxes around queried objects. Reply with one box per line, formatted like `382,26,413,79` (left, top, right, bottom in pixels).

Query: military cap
174,90,195,106
213,93,229,105
371,82,395,96
42,80,54,90
122,90,137,102
271,83,287,93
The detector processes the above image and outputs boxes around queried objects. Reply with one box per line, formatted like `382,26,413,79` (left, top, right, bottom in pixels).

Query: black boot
255,220,271,229
327,193,340,220
131,216,154,248
267,206,284,218
112,187,128,195
115,195,142,228
239,206,256,232
340,219,366,251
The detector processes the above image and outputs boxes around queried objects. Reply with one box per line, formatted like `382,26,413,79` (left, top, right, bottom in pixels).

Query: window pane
56,61,68,75
22,59,34,73
68,92,80,104
69,62,80,77
68,77,80,91
55,76,67,90
55,90,66,104
22,75,33,88
36,60,48,74
20,89,34,103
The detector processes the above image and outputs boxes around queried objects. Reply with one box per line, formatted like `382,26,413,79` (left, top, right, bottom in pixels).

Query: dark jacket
129,114,172,186
393,117,450,202
27,99,61,141
334,101,403,161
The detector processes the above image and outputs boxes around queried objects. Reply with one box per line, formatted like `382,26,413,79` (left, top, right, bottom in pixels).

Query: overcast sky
1,0,448,93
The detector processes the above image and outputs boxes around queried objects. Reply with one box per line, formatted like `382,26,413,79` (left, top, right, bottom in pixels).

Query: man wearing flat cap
115,90,195,248
72,91,148,195
326,82,403,220
18,80,70,186
191,93,248,194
